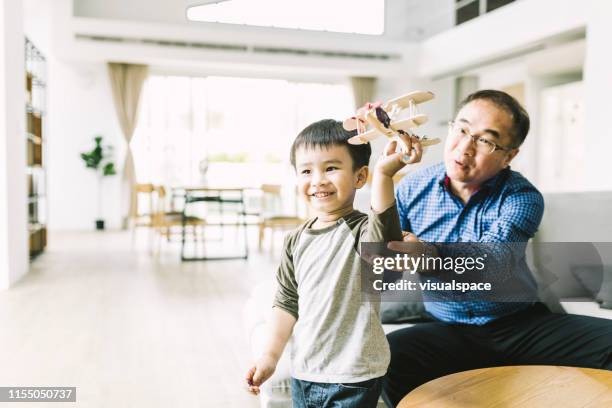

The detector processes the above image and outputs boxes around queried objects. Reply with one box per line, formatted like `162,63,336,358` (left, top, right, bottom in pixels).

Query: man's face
444,99,519,188
294,144,366,216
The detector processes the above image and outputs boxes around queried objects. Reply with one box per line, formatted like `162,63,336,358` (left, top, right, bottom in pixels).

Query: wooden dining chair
257,184,304,253
152,186,206,253
130,183,157,250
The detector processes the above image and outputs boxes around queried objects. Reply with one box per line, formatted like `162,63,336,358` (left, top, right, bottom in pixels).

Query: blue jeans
291,377,382,408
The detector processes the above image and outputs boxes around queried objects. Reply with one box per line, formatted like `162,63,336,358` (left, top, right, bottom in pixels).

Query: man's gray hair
458,89,530,148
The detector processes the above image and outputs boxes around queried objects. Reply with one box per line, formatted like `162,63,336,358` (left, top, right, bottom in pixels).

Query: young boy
245,119,422,407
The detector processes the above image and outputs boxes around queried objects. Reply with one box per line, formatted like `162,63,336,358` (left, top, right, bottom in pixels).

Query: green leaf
102,162,116,176
80,135,117,176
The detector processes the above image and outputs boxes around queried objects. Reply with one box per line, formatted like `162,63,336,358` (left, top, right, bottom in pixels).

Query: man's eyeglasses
448,121,514,155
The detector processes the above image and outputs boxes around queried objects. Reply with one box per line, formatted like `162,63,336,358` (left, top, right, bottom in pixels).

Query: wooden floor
0,230,279,407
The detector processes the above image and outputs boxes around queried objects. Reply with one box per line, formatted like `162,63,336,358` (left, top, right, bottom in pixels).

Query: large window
132,75,353,187
187,0,385,35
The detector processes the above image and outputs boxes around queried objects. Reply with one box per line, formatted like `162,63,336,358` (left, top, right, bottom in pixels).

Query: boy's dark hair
290,119,371,170
457,89,530,148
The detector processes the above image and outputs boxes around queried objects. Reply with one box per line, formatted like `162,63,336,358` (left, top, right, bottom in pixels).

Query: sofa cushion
380,301,426,324
596,266,612,309
570,265,612,309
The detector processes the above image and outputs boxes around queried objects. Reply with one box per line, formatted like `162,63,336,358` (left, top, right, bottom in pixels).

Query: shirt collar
438,166,512,195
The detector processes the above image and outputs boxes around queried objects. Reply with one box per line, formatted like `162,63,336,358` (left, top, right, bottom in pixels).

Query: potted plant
80,135,117,230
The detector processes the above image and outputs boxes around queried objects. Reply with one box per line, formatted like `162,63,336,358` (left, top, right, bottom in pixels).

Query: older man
382,90,612,407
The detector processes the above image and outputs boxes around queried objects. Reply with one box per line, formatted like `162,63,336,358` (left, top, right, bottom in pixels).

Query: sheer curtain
350,76,377,109
107,63,149,228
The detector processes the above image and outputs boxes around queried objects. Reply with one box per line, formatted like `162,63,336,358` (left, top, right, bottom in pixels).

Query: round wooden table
398,366,612,408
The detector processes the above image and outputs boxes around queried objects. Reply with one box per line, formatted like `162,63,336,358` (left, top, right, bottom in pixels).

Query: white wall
46,61,124,230
23,0,51,52
384,0,454,41
583,1,612,190
0,0,28,288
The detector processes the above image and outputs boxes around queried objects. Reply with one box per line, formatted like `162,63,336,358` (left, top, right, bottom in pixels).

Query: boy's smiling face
295,144,368,223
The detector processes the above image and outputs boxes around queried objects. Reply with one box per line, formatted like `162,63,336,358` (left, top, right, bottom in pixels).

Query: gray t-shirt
273,205,402,383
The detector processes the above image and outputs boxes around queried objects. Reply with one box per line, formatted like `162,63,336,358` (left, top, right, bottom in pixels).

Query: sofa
243,191,612,408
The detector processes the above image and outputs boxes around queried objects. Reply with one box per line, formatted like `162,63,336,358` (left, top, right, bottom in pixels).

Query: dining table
172,186,252,261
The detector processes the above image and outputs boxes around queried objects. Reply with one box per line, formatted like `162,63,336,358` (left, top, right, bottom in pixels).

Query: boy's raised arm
371,134,422,213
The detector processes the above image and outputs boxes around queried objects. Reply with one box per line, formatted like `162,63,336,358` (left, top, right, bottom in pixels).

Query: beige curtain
350,77,377,110
107,63,148,229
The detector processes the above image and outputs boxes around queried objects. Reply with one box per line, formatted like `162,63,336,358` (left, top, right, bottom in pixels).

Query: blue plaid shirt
395,162,545,325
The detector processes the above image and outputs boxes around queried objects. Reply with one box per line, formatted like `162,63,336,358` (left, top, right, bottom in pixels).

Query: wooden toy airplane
343,90,441,151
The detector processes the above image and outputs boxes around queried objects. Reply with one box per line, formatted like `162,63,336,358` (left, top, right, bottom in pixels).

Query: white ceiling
73,0,455,41
62,0,457,77
48,0,587,80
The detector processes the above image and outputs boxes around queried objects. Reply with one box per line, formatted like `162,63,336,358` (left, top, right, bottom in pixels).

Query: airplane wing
348,129,380,145
384,91,434,111
390,114,428,131
349,131,441,147
419,138,442,147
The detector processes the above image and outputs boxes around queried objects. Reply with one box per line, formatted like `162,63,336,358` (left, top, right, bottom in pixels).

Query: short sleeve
273,232,299,319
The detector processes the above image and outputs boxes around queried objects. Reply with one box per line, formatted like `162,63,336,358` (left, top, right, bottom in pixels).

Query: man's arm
479,188,544,243
394,182,412,233
420,188,544,282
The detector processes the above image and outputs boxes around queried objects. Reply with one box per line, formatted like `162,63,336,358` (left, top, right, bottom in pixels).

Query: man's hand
387,231,423,255
374,133,423,178
387,231,438,274
245,354,277,395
